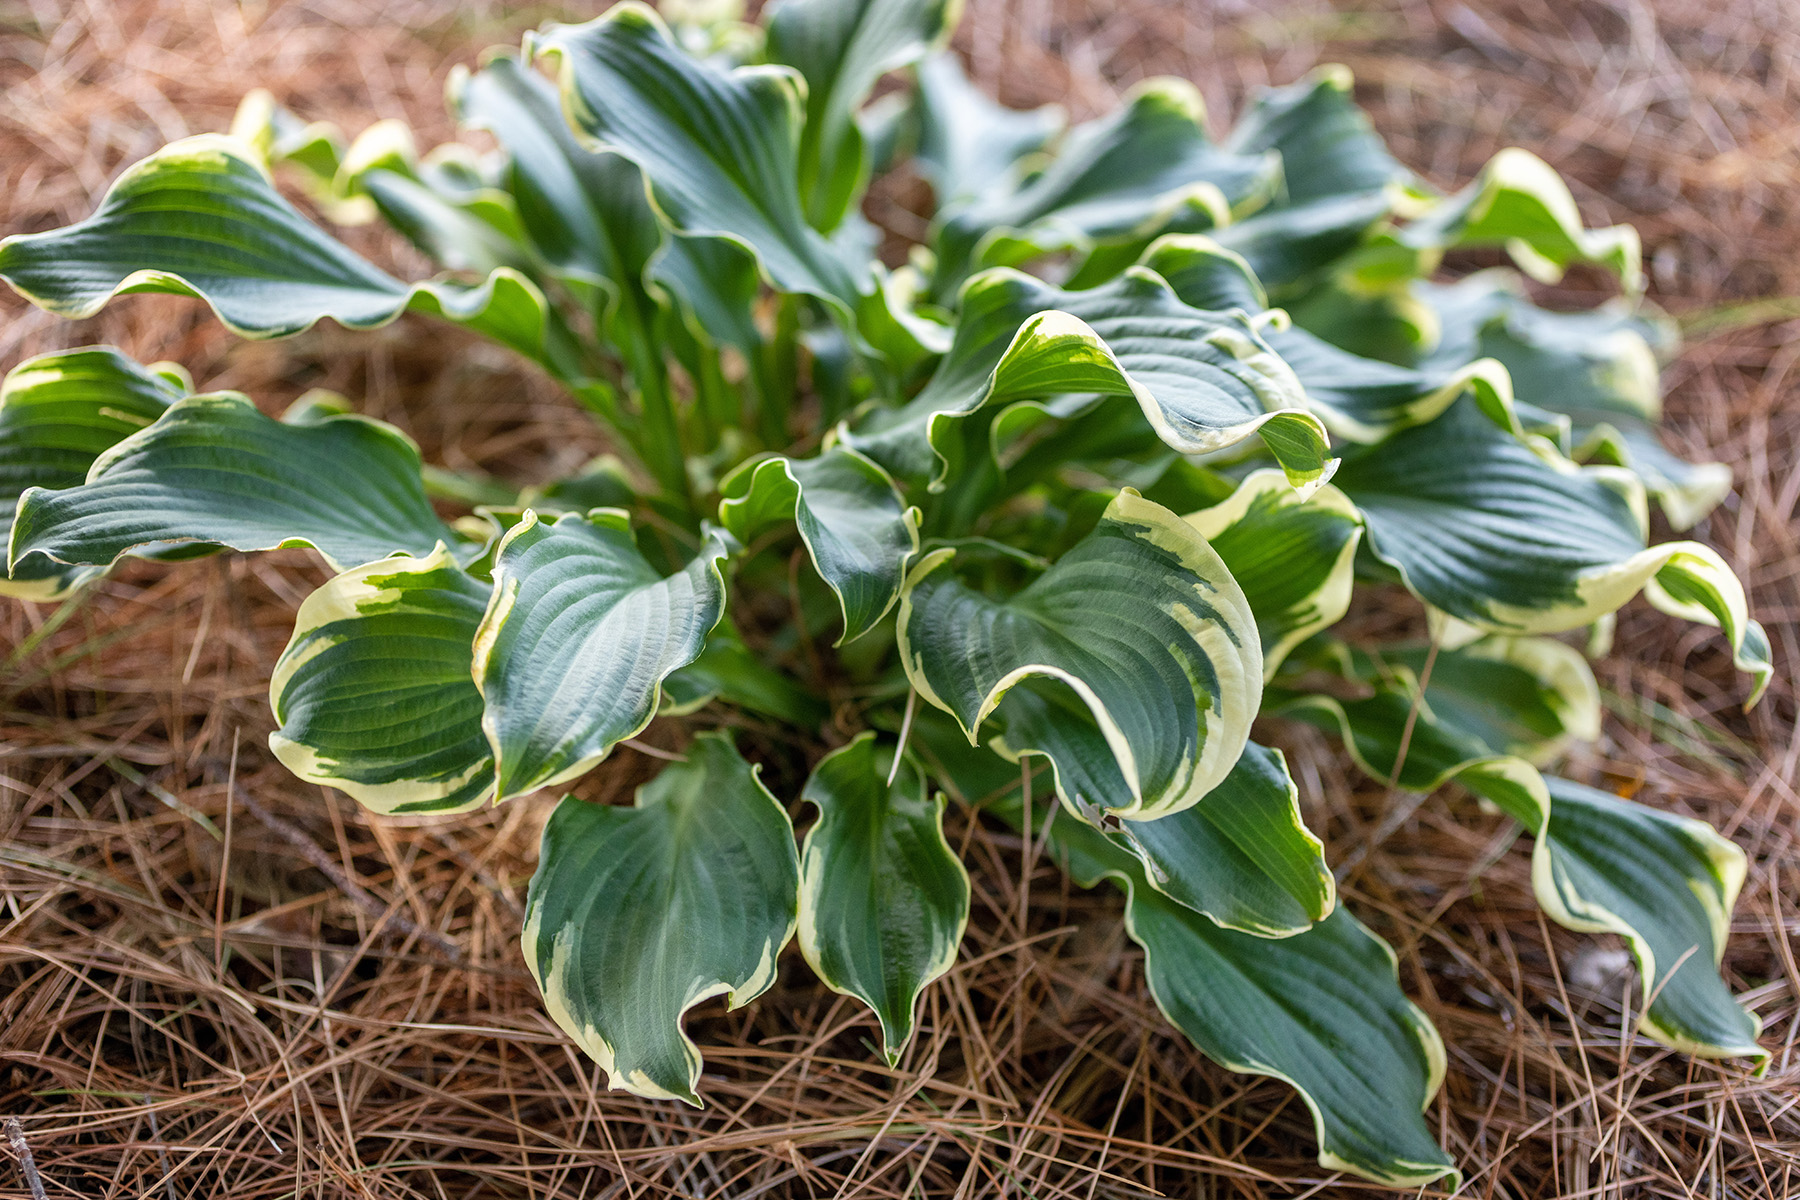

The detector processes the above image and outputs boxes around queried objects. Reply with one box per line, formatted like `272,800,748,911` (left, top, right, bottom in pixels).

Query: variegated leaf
766,0,959,232
1184,467,1361,677
1334,397,1770,703
719,446,919,643
1418,271,1727,529
914,53,1062,212
846,265,1333,493
797,733,969,1061
0,347,184,599
930,78,1279,295
1274,638,1764,1062
1024,796,1457,1189
898,489,1260,822
529,3,867,310
524,733,799,1104
11,392,458,574
270,547,495,814
1144,236,1519,443
0,135,572,374
473,510,730,801
1399,148,1643,291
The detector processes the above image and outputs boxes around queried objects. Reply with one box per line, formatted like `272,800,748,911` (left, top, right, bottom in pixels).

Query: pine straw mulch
2,0,1798,1196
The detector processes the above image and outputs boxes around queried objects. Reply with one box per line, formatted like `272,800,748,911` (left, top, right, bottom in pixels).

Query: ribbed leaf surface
11,393,455,573
474,511,730,800
899,490,1260,821
1185,467,1361,676
798,734,968,1061
719,447,918,643
849,265,1332,492
271,547,494,814
0,135,557,362
1037,804,1457,1189
0,347,183,598
523,733,799,1104
530,4,866,309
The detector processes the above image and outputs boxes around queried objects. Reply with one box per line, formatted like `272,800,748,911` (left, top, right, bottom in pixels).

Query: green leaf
1275,643,1764,1064
530,3,867,311
1121,740,1332,934
523,732,800,1104
1399,148,1643,292
898,490,1261,821
1213,189,1396,296
997,702,1332,935
797,733,969,1061
1144,236,1519,443
0,347,184,599
847,265,1333,493
10,392,457,574
1225,65,1412,209
1184,467,1361,677
472,510,730,801
1540,776,1764,1064
1333,397,1771,701
765,0,959,232
1419,273,1728,529
452,53,661,320
930,78,1279,295
720,447,919,643
661,622,830,727
914,52,1062,212
0,134,564,368
1022,800,1456,1189
270,546,495,814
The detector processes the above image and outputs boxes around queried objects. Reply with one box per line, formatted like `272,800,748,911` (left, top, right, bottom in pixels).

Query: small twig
5,1117,47,1200
145,1101,176,1200
1385,633,1441,791
232,784,462,960
622,738,686,763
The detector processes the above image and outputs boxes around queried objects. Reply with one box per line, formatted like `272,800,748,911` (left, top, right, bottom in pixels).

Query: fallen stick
5,1117,47,1200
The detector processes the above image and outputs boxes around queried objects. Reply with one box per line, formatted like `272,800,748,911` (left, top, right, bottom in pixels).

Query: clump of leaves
0,0,1773,1186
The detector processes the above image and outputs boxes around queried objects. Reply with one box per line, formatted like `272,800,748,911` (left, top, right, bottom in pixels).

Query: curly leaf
1275,642,1764,1064
914,53,1062,212
898,490,1260,821
1420,272,1728,529
798,734,969,1061
1399,148,1643,291
931,78,1279,295
0,347,184,599
1334,397,1770,702
530,3,867,310
1020,799,1456,1189
0,134,564,368
848,265,1332,493
270,546,495,814
1185,467,1361,677
452,53,661,305
994,692,1331,935
473,510,730,801
1145,236,1520,443
1212,65,1411,290
766,0,959,232
719,447,918,643
11,393,456,574
523,732,799,1104
1541,777,1764,1063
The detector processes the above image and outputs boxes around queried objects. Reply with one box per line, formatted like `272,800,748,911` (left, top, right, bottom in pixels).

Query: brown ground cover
1,0,1796,1195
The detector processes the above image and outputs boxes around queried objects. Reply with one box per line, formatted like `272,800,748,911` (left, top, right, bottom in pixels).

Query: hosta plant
0,0,1774,1187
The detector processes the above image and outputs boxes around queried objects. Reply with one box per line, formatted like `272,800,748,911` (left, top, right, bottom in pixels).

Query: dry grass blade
2,0,1796,1196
